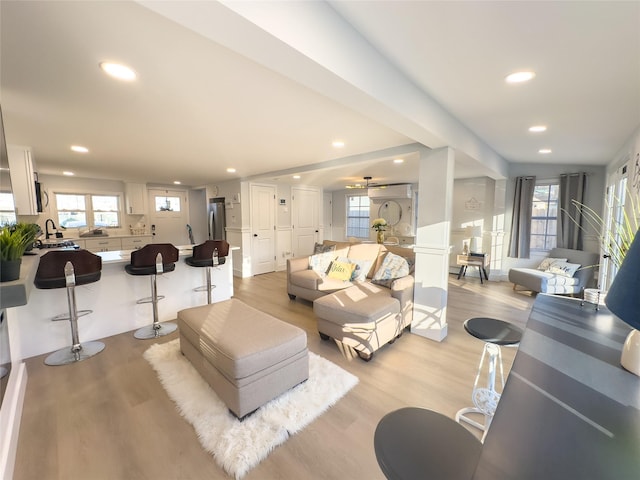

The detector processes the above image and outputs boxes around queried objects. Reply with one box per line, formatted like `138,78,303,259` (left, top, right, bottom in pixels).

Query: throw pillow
548,261,581,278
313,242,336,254
309,251,336,276
537,257,567,271
372,252,410,287
327,260,356,281
350,258,374,282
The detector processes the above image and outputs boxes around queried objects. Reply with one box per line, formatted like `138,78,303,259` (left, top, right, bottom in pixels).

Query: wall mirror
378,200,402,226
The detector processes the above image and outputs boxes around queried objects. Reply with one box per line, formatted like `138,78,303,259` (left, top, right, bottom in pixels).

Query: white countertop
97,245,239,265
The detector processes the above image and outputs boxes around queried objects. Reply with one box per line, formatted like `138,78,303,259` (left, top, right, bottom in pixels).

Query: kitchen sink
80,229,109,237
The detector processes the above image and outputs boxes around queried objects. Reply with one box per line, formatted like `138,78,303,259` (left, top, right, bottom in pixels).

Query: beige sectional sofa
287,241,415,360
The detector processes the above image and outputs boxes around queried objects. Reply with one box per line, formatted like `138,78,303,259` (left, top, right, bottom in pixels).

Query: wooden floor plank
13,272,534,480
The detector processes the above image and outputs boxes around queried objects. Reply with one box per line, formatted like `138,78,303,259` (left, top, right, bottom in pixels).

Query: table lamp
466,226,482,253
605,229,640,376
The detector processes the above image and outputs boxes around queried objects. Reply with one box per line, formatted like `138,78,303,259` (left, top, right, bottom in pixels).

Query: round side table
455,317,523,441
375,407,482,480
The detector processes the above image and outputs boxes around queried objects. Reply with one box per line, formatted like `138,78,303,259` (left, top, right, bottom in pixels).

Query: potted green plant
0,223,38,282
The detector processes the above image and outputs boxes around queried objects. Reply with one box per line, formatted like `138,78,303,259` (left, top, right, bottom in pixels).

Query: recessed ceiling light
71,145,89,153
538,148,552,154
332,140,345,148
505,71,536,83
393,158,404,164
226,168,236,173
99,62,136,81
528,125,547,133
63,171,74,176
173,181,181,185
293,175,301,179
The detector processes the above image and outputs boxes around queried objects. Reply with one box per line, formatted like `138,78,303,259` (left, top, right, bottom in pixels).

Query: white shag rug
144,339,358,479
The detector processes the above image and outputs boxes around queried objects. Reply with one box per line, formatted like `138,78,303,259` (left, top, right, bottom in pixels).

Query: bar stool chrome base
136,295,165,304
52,309,92,321
134,321,177,340
44,340,105,366
193,267,216,304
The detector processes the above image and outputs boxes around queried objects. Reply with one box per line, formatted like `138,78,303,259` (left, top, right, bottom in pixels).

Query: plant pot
377,231,385,244
0,258,22,282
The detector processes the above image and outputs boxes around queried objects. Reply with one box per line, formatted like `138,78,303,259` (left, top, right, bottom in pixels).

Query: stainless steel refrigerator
208,197,226,240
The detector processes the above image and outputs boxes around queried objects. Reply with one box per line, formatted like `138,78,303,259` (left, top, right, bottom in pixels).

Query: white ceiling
1,1,638,191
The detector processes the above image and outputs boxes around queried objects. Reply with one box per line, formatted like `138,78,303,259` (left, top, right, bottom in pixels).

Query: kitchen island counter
8,246,238,360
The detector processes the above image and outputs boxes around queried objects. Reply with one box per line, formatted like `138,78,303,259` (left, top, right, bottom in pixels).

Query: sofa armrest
287,256,309,274
390,275,414,293
390,275,414,327
390,275,414,304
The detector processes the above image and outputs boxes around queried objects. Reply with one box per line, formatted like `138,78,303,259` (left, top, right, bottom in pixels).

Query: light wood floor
13,272,535,480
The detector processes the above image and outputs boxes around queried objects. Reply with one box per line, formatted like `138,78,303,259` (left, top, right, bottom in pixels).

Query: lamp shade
605,229,640,330
605,228,640,376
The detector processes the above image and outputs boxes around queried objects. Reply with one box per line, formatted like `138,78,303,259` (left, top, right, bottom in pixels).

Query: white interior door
147,189,189,245
250,184,276,275
292,186,319,257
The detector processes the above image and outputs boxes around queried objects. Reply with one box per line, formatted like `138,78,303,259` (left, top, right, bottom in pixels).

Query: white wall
500,163,606,279
21,174,151,238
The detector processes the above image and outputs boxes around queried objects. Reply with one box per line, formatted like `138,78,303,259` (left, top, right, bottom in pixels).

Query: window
0,192,16,225
531,183,558,251
346,195,370,238
154,195,181,212
55,193,121,228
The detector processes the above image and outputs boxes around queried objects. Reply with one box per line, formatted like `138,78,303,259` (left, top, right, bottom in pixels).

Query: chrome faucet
45,218,57,239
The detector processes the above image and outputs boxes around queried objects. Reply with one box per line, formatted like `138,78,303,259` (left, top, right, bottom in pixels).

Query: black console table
473,294,640,479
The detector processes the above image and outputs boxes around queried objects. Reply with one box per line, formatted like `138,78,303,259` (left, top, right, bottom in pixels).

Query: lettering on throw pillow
327,261,356,281
548,261,581,278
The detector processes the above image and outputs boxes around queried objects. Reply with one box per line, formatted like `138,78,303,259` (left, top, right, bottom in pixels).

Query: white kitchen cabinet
120,235,152,250
7,145,38,215
125,183,148,215
84,237,122,252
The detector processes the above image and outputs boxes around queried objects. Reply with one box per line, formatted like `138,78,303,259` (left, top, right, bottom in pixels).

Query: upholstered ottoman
177,299,309,418
313,283,402,360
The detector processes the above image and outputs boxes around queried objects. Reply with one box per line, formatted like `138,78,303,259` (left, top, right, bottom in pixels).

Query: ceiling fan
345,176,374,189
345,176,409,189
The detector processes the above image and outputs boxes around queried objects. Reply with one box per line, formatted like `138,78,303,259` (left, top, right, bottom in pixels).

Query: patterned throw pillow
327,261,356,281
313,242,336,254
548,261,581,278
309,251,336,276
538,257,567,271
372,252,410,287
350,259,374,282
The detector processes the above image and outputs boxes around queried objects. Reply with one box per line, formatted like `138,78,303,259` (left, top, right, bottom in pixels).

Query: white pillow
349,259,373,282
548,261,581,278
537,257,567,271
308,251,336,276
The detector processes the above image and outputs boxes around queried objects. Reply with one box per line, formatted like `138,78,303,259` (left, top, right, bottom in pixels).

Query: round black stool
185,240,229,304
125,243,179,339
34,249,105,366
455,317,523,441
375,407,482,480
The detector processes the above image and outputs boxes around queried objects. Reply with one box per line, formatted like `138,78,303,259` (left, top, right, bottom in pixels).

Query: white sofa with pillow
508,247,600,295
287,241,415,360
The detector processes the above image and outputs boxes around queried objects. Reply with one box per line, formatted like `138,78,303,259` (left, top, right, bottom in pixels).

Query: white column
411,147,455,342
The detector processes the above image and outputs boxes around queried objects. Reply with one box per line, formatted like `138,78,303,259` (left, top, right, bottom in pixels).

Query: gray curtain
508,176,536,258
558,172,587,250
